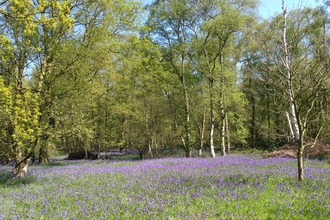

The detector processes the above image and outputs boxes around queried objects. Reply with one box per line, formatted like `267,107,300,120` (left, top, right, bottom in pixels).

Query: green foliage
240,5,330,151
0,77,41,158
0,77,12,115
12,91,41,148
1,0,329,161
0,78,13,158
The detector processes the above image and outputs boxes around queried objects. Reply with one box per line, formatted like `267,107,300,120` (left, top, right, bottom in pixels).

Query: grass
0,155,329,219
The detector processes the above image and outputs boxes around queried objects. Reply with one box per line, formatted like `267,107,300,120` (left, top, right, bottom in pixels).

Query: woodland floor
264,140,330,159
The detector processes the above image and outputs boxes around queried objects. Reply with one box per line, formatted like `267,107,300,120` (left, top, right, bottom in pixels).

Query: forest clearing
0,152,329,219
1,0,330,218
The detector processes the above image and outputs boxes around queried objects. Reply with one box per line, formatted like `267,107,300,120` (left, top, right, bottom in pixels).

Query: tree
0,0,145,175
146,0,201,157
110,34,166,159
190,0,257,157
0,0,73,176
240,20,290,150
31,0,144,159
248,1,330,180
281,2,330,180
0,77,40,178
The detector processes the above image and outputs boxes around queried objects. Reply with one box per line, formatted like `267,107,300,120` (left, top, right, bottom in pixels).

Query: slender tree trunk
225,113,230,153
97,139,101,159
146,115,153,157
180,53,192,157
297,133,305,181
183,76,191,157
85,147,88,159
219,54,226,156
282,1,299,142
267,84,271,147
209,78,216,158
250,77,256,147
282,0,304,181
275,109,281,143
199,108,206,156
286,111,294,142
220,93,226,156
96,99,101,159
154,136,159,155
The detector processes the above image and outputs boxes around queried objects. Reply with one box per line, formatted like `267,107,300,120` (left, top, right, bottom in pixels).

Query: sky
142,0,323,19
260,0,322,18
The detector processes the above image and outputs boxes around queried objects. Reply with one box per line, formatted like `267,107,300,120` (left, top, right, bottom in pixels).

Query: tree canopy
0,0,329,180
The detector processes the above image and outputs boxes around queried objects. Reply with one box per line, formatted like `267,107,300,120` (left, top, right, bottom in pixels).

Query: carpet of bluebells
0,154,329,219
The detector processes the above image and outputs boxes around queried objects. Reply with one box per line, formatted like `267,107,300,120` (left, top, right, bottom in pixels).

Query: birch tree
191,0,257,157
146,0,198,157
282,1,330,180
281,1,300,142
251,1,330,180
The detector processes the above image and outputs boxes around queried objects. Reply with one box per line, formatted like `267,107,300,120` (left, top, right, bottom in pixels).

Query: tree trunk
209,78,216,158
37,57,50,164
267,84,271,147
282,0,304,181
85,148,88,159
39,142,50,164
297,137,304,181
185,149,192,157
249,77,256,147
153,136,159,155
209,121,215,157
96,139,101,159
286,111,294,142
139,151,144,160
282,1,299,142
225,113,230,153
219,53,226,156
199,108,206,157
220,95,226,156
145,114,153,157
183,83,191,157
181,54,191,158
11,150,31,178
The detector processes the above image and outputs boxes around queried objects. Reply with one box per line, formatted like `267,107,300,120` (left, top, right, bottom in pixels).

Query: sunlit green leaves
0,77,40,151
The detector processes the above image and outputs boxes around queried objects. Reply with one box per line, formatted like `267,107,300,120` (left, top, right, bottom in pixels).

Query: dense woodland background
0,0,330,178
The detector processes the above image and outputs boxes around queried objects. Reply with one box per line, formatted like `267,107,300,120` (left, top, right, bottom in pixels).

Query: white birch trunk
209,79,216,158
282,0,300,141
219,54,226,156
282,0,304,181
286,111,294,141
199,108,206,156
220,90,226,156
210,116,216,158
